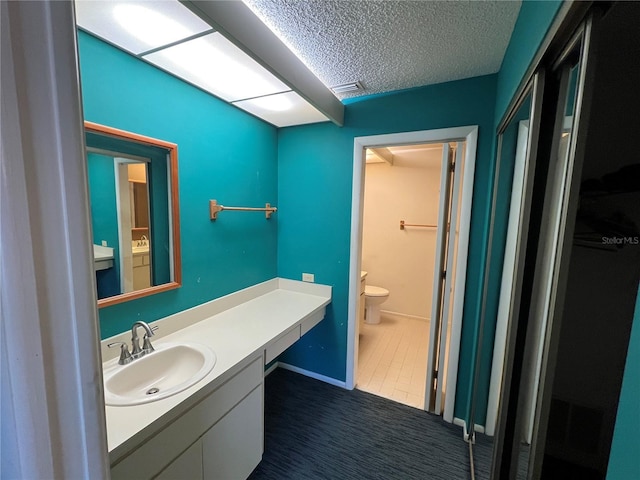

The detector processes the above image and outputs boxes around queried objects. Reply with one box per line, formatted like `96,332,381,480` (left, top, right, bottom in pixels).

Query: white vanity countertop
93,244,114,260
102,278,331,461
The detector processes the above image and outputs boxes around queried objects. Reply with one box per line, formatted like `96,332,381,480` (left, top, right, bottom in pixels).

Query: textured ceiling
243,0,521,100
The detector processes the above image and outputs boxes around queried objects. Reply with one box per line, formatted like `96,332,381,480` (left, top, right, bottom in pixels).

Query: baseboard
453,417,486,441
277,362,347,389
380,309,429,322
264,362,278,376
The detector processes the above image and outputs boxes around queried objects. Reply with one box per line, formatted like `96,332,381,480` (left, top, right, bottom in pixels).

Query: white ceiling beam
182,0,344,126
368,147,394,165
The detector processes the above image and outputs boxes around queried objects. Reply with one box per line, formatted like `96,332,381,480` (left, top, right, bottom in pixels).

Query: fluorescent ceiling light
75,0,212,54
144,33,290,102
112,4,191,47
246,95,294,112
76,0,329,127
233,91,328,127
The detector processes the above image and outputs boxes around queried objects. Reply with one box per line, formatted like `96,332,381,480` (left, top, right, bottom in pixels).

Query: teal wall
87,152,120,299
87,152,118,251
78,32,279,338
607,287,640,479
277,75,498,398
494,0,564,125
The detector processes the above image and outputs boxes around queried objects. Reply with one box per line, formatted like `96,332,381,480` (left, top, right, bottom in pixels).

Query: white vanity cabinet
155,441,202,480
110,355,264,480
132,252,151,290
104,278,332,480
201,386,263,479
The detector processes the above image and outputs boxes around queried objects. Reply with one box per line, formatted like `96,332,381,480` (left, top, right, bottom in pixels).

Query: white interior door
425,143,457,413
434,142,464,413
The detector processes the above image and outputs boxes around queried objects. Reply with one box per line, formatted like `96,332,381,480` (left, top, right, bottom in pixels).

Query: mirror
490,89,535,479
85,121,181,307
469,77,539,478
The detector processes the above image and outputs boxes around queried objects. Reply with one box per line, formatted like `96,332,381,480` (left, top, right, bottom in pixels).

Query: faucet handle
142,325,158,354
108,341,133,365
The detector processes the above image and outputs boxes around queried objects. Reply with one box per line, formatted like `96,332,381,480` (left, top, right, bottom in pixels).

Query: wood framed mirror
85,121,181,307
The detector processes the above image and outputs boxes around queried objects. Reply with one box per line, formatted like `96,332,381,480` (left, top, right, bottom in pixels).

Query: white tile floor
356,312,430,409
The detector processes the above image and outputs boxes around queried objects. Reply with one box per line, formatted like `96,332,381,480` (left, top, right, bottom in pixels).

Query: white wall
362,146,442,319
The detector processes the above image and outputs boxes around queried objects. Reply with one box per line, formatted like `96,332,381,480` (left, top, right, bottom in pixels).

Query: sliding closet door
492,12,595,480
492,4,640,478
524,44,587,478
532,4,640,477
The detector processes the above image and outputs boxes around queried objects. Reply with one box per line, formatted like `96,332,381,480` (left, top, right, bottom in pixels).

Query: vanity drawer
301,308,325,336
264,326,300,364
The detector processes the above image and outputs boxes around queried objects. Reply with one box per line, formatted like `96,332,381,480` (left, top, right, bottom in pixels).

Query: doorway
346,126,478,423
356,142,445,409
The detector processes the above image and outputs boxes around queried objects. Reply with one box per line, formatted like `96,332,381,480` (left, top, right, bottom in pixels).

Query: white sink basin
103,343,216,406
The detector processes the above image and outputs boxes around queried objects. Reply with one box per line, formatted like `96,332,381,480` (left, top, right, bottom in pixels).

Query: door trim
1,1,109,478
347,126,478,422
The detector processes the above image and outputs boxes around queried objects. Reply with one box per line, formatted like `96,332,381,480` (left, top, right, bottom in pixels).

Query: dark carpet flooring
249,368,493,480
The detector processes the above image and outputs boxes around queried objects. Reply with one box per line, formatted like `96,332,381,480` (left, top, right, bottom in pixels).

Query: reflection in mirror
525,52,582,479
85,122,181,307
486,52,583,480
487,90,533,442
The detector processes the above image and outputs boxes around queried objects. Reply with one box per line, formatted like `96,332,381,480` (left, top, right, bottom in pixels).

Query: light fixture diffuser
233,91,328,127
75,0,212,54
144,33,290,102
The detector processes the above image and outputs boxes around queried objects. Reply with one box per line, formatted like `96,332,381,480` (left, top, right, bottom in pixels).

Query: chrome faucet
107,321,158,365
131,321,156,360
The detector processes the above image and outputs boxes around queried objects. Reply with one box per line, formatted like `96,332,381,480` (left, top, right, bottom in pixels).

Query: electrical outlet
302,273,315,283
101,240,107,247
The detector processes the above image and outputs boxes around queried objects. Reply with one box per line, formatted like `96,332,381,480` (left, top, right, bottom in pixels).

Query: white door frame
346,126,478,422
1,1,109,479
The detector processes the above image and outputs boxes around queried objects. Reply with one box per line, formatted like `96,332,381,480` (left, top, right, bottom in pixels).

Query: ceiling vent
331,82,363,94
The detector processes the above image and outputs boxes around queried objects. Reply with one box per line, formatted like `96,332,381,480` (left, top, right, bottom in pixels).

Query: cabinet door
155,440,203,480
133,263,151,290
202,386,263,480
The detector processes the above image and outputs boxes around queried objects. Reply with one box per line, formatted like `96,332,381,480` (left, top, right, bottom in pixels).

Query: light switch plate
302,273,315,283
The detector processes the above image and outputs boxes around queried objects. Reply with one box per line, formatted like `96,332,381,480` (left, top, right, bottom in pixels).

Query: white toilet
364,285,389,324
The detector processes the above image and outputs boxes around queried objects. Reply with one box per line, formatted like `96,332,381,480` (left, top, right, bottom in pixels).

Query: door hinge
434,369,438,379
441,270,447,279
450,161,456,172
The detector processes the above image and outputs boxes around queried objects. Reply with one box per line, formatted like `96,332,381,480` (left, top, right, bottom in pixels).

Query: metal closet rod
400,220,437,230
209,199,277,221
